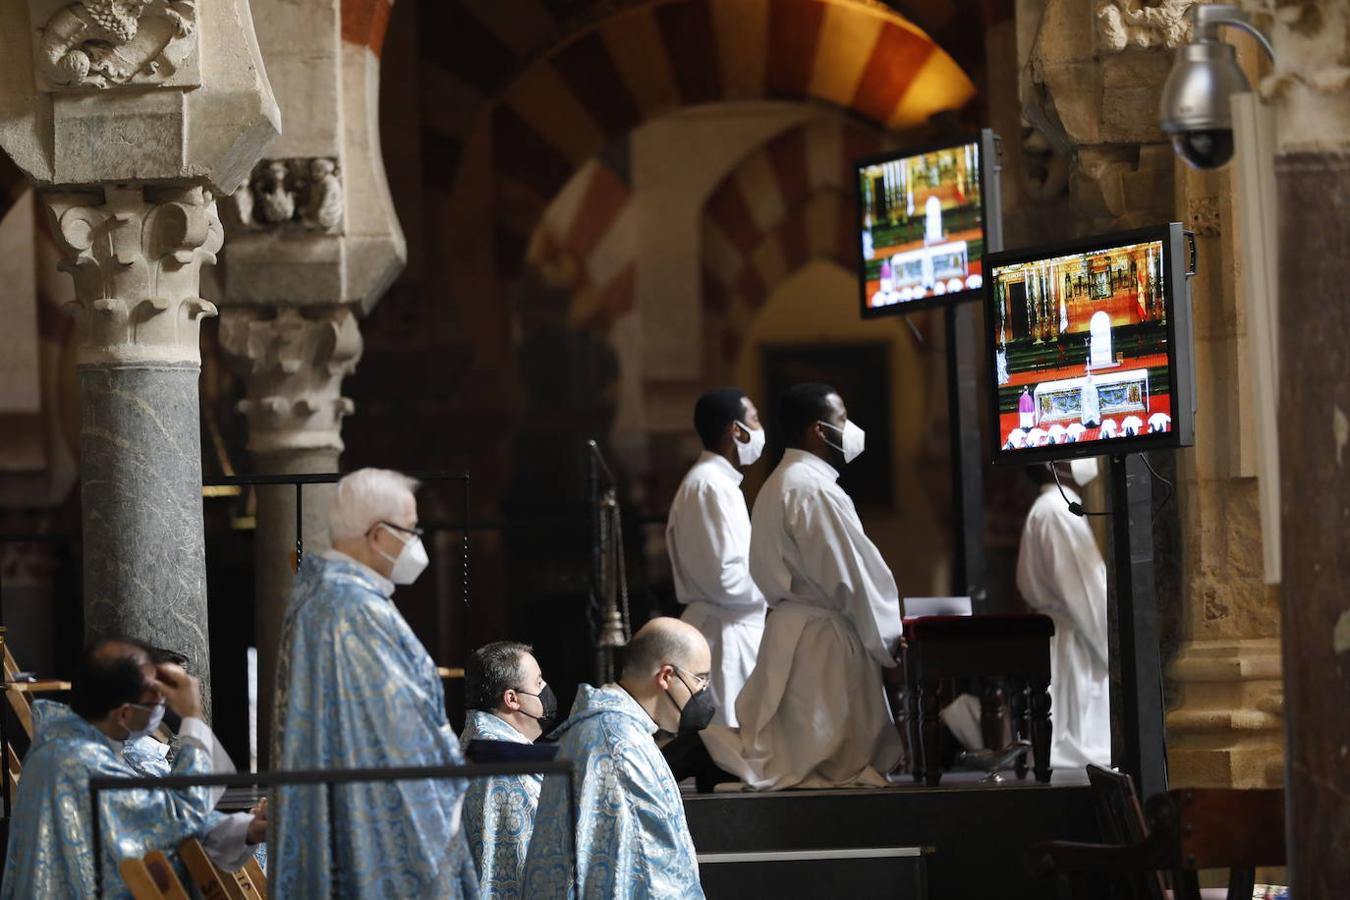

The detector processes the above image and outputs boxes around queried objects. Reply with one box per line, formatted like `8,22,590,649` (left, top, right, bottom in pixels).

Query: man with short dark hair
522,618,707,899
666,388,766,727
702,383,904,789
1,639,229,897
459,641,554,899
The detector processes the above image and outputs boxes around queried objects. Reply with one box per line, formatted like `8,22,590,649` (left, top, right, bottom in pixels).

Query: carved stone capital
44,183,222,366
30,0,201,91
226,157,344,235
1096,0,1199,53
0,0,278,193
218,305,362,455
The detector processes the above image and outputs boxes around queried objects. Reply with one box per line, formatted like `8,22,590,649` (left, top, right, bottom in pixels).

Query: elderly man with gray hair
271,468,478,898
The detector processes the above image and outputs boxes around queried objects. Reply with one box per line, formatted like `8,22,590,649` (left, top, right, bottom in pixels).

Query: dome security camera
1159,4,1274,170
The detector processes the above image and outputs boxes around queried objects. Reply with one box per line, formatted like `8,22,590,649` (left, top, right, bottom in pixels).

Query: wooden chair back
1085,764,1166,900
120,850,190,900
178,839,265,899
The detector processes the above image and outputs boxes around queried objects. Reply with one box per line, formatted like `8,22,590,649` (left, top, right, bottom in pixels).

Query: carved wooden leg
1010,680,1030,779
980,678,1005,751
907,680,923,783
1030,678,1052,783
919,681,943,787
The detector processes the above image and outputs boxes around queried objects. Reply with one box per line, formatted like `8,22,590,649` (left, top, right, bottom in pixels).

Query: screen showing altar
987,225,1194,462
856,133,995,317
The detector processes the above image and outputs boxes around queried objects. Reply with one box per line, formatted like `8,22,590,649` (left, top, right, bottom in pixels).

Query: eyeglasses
669,665,710,692
376,521,424,537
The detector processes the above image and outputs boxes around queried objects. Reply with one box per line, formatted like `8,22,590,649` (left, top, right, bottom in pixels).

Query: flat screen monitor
986,223,1196,464
856,130,1002,318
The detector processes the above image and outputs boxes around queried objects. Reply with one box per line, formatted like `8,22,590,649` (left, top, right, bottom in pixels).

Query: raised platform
684,770,1100,900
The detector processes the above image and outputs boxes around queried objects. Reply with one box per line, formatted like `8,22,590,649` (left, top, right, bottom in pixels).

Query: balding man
2,638,231,897
272,468,477,898
702,383,904,789
522,618,708,899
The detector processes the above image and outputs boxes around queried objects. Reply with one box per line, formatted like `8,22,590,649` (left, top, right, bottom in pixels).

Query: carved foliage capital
218,306,362,455
45,183,222,365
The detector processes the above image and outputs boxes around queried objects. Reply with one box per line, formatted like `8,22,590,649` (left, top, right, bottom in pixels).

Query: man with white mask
1016,459,1111,768
666,388,766,728
272,468,478,897
702,383,904,789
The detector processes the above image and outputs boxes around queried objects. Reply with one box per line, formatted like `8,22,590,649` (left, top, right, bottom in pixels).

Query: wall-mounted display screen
986,224,1195,464
856,131,1000,318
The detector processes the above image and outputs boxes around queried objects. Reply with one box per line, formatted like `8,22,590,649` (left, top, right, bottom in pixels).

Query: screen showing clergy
991,237,1173,454
858,139,985,311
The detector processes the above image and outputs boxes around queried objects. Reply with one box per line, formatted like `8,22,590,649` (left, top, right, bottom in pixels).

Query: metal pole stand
1108,453,1168,800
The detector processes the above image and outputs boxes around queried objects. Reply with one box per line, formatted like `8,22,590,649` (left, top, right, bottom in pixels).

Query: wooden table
902,614,1055,786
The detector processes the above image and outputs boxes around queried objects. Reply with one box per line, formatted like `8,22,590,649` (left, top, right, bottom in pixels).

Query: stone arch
434,0,977,296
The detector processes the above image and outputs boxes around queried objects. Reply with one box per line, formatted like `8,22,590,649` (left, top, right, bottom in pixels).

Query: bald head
622,617,709,678
619,618,713,733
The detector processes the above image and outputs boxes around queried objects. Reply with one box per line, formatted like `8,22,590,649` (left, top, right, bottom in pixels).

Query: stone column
1259,2,1350,894
0,0,278,702
217,0,404,760
1164,133,1283,790
218,306,361,748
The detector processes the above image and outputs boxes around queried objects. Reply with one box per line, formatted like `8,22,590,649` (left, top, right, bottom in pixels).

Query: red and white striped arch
429,0,978,293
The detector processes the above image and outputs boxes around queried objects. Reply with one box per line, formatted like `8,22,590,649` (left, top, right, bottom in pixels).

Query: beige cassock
701,449,903,789
1016,484,1111,769
666,452,766,728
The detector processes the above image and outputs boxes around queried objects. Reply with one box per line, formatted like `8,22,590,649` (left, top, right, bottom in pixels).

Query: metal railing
88,760,577,898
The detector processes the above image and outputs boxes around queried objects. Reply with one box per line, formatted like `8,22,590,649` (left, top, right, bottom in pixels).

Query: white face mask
819,420,866,464
376,525,430,585
1070,458,1100,486
126,701,165,742
735,422,765,466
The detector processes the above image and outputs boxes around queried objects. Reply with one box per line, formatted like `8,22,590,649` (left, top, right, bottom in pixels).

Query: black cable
1050,462,1111,518
1139,453,1176,512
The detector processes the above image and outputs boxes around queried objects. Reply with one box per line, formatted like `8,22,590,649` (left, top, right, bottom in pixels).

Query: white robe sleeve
789,487,902,668
669,482,763,610
201,812,256,872
1018,506,1110,675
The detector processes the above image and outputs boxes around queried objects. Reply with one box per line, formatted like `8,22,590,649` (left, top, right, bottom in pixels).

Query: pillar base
1165,638,1283,788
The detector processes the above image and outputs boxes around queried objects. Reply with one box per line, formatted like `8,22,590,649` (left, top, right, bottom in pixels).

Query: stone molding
218,305,362,455
1166,638,1284,787
45,183,222,367
31,0,200,91
1096,0,1199,53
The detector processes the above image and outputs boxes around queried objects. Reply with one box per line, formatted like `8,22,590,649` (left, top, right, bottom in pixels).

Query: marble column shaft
48,184,225,703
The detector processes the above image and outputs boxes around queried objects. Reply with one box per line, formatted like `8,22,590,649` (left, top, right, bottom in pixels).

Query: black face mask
666,669,717,735
517,684,558,731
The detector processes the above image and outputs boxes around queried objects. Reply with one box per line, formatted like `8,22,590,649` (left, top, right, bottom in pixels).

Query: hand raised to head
152,663,203,720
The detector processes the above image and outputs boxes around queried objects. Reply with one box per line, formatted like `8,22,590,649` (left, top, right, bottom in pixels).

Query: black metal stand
945,302,988,607
1108,453,1168,801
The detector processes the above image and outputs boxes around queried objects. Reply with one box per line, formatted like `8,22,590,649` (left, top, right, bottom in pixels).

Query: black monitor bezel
984,223,1189,466
854,132,993,319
